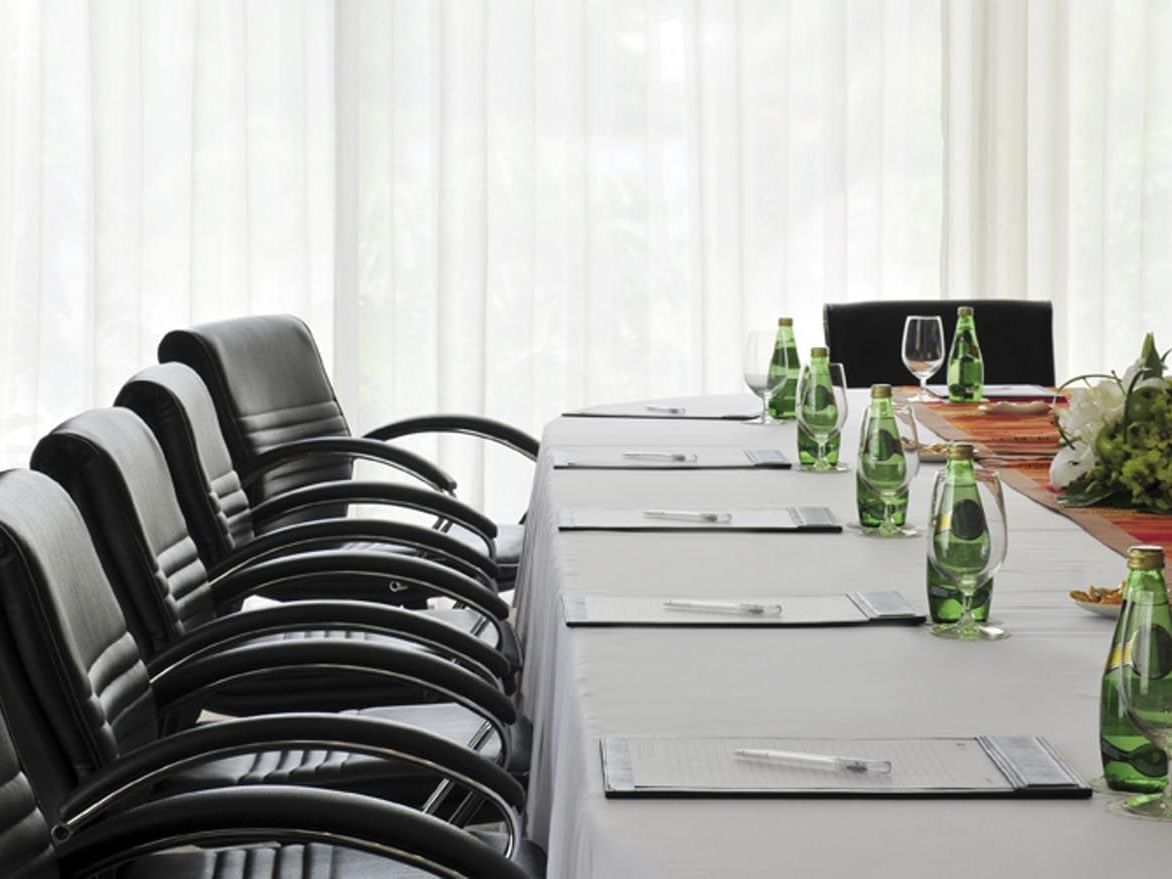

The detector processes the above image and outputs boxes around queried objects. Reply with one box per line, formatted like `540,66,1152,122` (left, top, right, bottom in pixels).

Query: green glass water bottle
1100,546,1169,792
767,318,800,420
856,384,909,529
946,306,984,402
797,346,841,468
926,443,993,623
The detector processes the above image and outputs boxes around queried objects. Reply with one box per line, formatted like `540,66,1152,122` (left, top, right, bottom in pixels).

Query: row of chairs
0,316,543,877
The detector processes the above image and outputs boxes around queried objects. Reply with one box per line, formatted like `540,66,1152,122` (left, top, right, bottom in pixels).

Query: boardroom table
514,392,1166,878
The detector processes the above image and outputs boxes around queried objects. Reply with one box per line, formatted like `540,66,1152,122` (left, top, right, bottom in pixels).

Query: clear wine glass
1114,592,1172,819
856,402,921,537
927,465,1008,640
743,331,785,424
797,362,849,472
902,316,946,402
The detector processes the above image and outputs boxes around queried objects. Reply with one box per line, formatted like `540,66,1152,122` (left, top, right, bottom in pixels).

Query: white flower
1057,379,1124,444
1050,442,1097,488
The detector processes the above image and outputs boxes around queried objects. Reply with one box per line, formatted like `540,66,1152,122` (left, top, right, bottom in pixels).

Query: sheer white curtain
943,0,1172,382
337,0,944,512
3,1,1171,515
0,0,336,464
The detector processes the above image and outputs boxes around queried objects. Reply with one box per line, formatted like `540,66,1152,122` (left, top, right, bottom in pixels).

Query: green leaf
1140,332,1164,379
1059,476,1127,508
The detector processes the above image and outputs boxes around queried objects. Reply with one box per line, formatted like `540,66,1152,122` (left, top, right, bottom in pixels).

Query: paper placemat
601,735,1089,799
558,506,841,533
562,591,924,627
564,398,762,420
551,447,791,470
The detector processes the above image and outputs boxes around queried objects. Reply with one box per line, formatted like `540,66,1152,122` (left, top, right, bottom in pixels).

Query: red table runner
908,396,1172,559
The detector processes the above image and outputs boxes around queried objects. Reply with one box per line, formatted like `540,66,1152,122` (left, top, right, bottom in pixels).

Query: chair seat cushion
445,523,524,580
118,839,545,879
159,703,531,805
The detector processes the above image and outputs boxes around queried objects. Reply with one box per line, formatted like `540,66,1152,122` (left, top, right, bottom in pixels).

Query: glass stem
816,439,827,466
881,500,896,532
957,580,976,628
760,392,769,424
1163,754,1172,814
919,377,928,399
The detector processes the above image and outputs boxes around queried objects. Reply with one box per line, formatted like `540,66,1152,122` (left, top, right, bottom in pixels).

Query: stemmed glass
902,316,946,402
927,466,1008,640
1113,593,1172,819
797,362,848,472
743,331,786,424
856,403,921,537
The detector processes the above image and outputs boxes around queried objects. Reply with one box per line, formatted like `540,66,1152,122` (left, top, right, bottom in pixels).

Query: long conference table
514,392,1164,877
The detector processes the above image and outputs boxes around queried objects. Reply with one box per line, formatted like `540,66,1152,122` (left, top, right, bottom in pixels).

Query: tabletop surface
515,393,1165,878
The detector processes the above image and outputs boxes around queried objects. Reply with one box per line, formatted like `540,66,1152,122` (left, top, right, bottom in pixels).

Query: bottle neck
869,397,895,419
1122,568,1168,602
955,315,976,336
943,457,976,486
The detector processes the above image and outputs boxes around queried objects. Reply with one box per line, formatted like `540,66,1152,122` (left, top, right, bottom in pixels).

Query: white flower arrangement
1050,333,1172,513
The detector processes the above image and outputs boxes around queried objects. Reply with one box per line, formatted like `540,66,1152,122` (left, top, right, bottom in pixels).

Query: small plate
918,442,948,463
978,400,1053,416
1071,598,1121,619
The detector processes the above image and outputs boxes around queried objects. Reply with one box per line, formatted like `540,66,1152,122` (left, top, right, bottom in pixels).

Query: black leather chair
0,470,526,811
158,315,538,589
822,299,1056,388
0,697,541,878
115,363,502,594
29,408,523,710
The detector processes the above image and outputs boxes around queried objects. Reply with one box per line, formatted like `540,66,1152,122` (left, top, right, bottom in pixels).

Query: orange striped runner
906,394,1172,559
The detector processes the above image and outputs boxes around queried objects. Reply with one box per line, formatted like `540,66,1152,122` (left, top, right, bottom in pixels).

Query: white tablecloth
516,393,1165,878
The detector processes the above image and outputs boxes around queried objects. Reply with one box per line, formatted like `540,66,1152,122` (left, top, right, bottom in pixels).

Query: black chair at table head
822,299,1055,388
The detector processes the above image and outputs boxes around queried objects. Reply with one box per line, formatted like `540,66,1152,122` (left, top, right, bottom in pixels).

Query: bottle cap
870,384,893,399
957,306,974,317
1127,545,1166,571
810,346,829,358
945,442,975,461
777,317,793,327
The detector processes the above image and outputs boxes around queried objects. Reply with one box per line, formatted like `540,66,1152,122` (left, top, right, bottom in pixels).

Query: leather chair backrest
31,410,218,655
0,700,55,879
0,471,158,784
822,299,1056,388
117,363,255,566
158,315,353,520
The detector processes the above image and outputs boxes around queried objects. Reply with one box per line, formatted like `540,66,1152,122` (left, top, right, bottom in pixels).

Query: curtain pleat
2,0,1171,514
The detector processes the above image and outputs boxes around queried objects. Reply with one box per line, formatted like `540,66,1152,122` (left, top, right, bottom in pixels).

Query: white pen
734,748,892,775
643,510,732,523
663,600,782,617
622,452,697,462
645,404,686,414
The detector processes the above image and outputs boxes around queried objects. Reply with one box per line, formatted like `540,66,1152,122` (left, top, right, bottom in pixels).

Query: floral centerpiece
1050,333,1172,513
